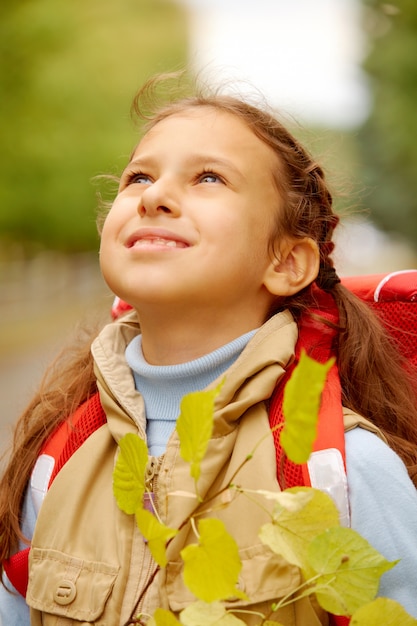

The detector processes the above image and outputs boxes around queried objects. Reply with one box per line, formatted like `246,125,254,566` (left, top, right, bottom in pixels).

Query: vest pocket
164,543,301,612
27,548,119,621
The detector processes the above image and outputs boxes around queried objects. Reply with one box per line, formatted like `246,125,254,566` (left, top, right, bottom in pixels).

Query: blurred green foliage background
358,0,417,244
0,0,187,256
0,0,188,437
1,0,417,257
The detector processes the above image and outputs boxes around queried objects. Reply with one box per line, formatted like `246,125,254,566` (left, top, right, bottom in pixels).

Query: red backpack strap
269,287,349,523
41,391,106,485
269,288,350,624
3,392,106,598
2,547,31,598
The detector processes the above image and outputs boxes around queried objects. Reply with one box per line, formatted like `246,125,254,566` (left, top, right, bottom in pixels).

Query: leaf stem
266,574,336,615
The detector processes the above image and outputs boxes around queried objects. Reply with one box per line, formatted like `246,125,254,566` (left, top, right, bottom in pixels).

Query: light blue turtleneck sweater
125,331,257,456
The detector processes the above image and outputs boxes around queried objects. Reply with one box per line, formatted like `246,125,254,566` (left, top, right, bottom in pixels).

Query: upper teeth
134,238,179,247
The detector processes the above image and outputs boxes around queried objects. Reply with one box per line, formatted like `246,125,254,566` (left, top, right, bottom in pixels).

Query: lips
126,228,190,249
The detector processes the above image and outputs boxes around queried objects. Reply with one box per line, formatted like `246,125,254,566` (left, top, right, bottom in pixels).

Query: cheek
100,202,124,240
98,232,110,271
98,213,120,270
100,212,113,236
98,223,112,261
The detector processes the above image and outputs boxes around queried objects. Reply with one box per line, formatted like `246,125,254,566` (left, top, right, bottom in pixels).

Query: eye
124,170,153,186
198,171,224,184
131,173,152,184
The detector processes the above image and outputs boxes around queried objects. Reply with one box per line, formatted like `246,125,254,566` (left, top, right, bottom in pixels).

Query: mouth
126,229,190,249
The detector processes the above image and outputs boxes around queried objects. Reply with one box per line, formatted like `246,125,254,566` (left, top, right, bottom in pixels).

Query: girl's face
100,107,284,327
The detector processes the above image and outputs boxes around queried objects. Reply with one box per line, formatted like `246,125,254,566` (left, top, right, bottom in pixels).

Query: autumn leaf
350,597,417,626
177,382,223,486
148,608,181,626
135,507,178,568
281,351,334,464
113,433,148,514
181,518,247,603
180,601,246,626
308,526,397,615
259,487,339,569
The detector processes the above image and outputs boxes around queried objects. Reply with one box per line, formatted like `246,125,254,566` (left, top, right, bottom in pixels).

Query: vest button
54,580,77,605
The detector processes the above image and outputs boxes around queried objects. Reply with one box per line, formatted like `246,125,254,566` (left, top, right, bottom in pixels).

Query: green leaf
350,597,417,626
180,518,247,603
177,383,223,485
308,526,397,615
281,351,334,464
148,608,181,626
180,601,246,626
259,487,340,569
135,507,178,568
113,433,148,514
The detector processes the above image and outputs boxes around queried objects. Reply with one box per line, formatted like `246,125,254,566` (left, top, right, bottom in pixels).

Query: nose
137,177,180,218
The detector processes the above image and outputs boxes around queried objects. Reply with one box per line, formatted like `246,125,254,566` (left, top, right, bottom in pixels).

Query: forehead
135,107,280,169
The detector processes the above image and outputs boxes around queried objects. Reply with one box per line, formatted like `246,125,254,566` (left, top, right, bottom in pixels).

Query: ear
263,237,320,297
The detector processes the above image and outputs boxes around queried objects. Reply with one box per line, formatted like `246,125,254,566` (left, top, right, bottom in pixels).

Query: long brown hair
2,73,417,575
0,326,98,572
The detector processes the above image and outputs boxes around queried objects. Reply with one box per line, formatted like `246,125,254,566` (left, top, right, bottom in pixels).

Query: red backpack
4,270,417,625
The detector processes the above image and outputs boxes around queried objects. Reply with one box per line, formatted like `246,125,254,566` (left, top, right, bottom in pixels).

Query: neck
136,307,265,365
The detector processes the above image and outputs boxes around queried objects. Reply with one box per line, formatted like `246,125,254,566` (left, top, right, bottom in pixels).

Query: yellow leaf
149,608,181,626
259,487,339,569
256,488,314,512
281,351,334,464
180,519,247,603
135,507,178,568
177,383,223,484
308,527,397,615
113,433,148,514
350,598,417,626
180,601,246,626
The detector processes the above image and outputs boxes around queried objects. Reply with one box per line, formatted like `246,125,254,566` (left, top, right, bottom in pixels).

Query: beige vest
26,310,374,626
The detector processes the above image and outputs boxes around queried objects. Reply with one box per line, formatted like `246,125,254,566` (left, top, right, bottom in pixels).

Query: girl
2,74,417,625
